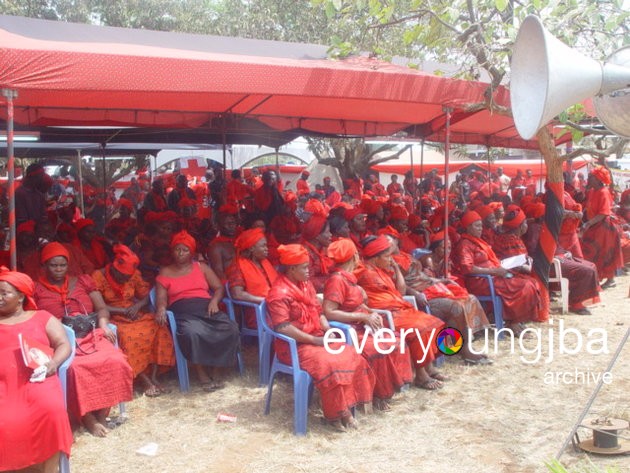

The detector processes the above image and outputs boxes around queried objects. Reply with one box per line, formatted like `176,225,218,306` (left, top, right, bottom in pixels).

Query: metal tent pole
76,150,85,217
443,107,452,278
2,89,18,270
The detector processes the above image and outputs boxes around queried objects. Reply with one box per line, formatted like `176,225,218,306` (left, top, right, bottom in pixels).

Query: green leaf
495,0,509,12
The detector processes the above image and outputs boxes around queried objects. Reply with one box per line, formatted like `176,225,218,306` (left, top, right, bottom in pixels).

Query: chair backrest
149,287,157,309
59,325,76,408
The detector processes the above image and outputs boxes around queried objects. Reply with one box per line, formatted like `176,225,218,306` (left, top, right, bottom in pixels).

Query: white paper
500,254,527,270
136,443,159,456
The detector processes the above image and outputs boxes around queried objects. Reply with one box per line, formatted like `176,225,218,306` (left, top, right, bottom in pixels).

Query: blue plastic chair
149,287,243,393
465,274,505,339
224,284,268,385
261,306,314,436
59,325,76,473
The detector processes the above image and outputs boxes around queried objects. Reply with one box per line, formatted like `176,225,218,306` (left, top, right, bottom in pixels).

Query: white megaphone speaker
511,15,630,140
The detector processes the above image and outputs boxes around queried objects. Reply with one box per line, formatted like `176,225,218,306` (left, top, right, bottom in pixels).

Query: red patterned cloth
266,274,375,420
324,270,412,400
33,275,133,419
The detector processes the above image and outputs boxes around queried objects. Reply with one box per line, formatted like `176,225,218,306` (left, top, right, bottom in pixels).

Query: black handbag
61,312,98,339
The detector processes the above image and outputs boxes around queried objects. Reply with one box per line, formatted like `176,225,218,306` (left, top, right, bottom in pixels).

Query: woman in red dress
581,167,624,288
0,269,73,472
34,242,134,437
453,211,542,336
323,238,412,410
266,244,375,431
355,235,447,390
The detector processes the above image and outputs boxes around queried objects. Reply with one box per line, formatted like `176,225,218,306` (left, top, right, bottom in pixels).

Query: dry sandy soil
70,274,630,473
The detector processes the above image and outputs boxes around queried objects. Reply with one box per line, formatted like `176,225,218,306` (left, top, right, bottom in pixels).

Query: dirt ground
70,274,630,473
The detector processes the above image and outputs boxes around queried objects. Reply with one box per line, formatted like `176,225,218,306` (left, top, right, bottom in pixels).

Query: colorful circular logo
436,327,464,356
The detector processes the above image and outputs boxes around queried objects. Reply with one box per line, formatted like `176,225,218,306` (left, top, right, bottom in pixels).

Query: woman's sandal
429,372,450,382
144,385,162,398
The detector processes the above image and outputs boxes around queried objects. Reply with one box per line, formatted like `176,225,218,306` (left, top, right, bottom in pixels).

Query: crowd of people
2,159,629,470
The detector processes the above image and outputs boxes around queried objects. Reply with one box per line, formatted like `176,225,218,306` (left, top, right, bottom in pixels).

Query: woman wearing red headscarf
354,235,447,390
226,228,278,328
73,218,111,269
581,167,624,288
492,205,549,322
155,231,240,392
33,242,133,438
92,245,175,397
453,211,542,335
323,239,412,410
266,244,375,431
300,214,333,293
0,269,73,473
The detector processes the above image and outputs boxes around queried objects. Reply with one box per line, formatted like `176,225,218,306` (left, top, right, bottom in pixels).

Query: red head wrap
118,198,133,210
277,244,309,265
377,226,401,240
234,228,266,251
343,206,365,222
304,199,328,218
112,244,140,275
389,204,409,221
17,220,36,234
477,205,495,220
460,211,482,228
302,215,328,241
591,166,611,186
430,230,447,244
326,238,357,264
488,202,504,212
40,242,70,264
0,268,37,310
170,230,196,253
75,218,95,233
408,214,422,230
218,203,239,215
524,202,545,219
503,205,526,230
301,170,310,177
363,235,392,258
361,197,382,216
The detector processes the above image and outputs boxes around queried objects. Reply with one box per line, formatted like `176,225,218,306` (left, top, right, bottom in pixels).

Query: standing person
355,235,447,390
15,163,53,226
0,269,73,473
226,169,253,208
296,170,311,197
386,175,404,197
142,179,168,213
167,174,196,212
92,245,175,397
266,244,375,431
155,231,240,392
34,243,134,437
581,167,624,289
496,167,511,194
323,238,412,410
254,170,285,224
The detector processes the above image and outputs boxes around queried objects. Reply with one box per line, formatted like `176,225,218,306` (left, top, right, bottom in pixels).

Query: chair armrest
371,308,395,330
403,295,418,310
465,273,498,298
328,321,354,346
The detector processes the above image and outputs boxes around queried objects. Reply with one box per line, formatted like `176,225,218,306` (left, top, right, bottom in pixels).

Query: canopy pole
221,118,227,177
410,144,414,185
487,147,491,183
419,140,425,207
76,150,85,217
101,143,107,199
443,107,452,278
539,153,544,193
2,89,17,270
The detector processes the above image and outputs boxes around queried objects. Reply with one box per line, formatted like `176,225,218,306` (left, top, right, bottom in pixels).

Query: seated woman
33,242,133,438
155,231,240,392
323,238,412,410
0,269,73,473
92,244,175,397
226,228,278,328
300,214,333,293
492,205,549,322
388,229,492,365
354,235,447,390
266,244,375,431
453,211,543,336
523,203,600,315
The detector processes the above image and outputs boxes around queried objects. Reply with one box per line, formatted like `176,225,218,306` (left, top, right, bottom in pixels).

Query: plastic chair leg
293,373,310,436
59,452,70,473
264,370,277,415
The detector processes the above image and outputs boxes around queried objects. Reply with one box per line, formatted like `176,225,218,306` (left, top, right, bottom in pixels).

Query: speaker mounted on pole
510,15,630,140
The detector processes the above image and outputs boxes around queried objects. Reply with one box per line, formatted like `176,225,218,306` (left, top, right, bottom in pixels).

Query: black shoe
601,280,616,289
570,308,592,315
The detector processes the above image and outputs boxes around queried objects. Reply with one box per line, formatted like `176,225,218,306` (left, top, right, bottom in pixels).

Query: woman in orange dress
92,244,175,397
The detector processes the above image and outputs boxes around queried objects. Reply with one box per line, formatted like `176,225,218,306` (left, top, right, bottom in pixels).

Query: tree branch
368,145,412,165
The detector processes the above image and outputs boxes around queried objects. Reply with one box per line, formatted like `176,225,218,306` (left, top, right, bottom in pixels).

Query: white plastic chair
549,258,569,314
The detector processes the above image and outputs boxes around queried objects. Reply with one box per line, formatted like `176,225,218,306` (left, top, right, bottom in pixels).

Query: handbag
62,312,98,339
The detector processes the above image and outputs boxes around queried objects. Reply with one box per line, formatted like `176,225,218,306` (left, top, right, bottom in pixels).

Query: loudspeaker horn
511,15,630,140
